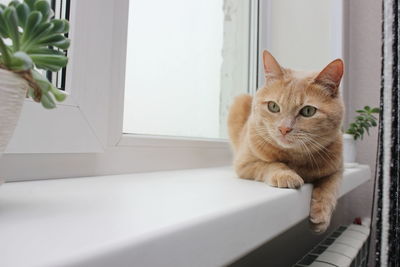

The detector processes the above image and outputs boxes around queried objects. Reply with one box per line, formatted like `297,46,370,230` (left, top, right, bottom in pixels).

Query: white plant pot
343,133,356,164
0,68,29,185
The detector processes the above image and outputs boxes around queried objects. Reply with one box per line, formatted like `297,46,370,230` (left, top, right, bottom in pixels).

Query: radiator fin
294,224,370,267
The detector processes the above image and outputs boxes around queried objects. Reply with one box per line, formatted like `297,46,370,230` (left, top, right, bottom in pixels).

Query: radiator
293,224,370,267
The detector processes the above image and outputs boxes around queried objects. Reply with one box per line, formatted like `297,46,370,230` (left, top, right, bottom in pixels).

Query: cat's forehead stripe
290,70,316,79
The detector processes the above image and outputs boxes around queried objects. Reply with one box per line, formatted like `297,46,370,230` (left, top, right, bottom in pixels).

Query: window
0,0,344,181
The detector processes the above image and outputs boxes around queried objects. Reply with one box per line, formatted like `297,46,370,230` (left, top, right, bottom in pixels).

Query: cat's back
227,94,253,150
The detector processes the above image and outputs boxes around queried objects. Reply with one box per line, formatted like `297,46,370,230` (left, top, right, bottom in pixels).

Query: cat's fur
228,50,344,233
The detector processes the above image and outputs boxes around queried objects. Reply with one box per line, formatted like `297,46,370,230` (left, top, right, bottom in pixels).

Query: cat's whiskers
309,141,337,167
252,127,273,149
298,135,338,170
297,138,321,176
252,135,269,149
254,126,273,140
252,122,338,173
291,132,335,166
253,128,325,176
293,132,328,150
298,131,335,146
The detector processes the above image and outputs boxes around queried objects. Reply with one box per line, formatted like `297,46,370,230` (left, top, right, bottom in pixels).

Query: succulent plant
0,0,70,109
346,106,380,140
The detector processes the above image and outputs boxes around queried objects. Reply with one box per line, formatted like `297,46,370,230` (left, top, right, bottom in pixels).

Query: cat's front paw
266,170,304,189
309,200,332,233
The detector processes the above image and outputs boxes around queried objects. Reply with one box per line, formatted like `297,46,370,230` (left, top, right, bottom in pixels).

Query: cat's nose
278,126,292,136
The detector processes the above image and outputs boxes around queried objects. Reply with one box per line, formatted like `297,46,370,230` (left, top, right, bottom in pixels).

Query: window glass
123,0,250,139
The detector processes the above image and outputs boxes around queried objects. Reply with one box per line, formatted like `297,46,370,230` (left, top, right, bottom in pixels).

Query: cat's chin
275,136,296,149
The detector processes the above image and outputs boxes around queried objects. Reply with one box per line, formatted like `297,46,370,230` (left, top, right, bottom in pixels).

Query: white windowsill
0,165,370,267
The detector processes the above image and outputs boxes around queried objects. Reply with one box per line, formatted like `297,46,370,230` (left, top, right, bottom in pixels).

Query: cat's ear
314,59,344,97
263,50,283,80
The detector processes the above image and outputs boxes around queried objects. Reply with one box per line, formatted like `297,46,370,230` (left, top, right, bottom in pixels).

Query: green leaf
0,4,6,10
31,69,51,92
27,21,54,44
348,105,380,140
31,69,67,102
16,2,30,28
371,107,380,113
40,91,56,109
0,37,11,66
0,9,9,38
364,125,370,135
21,11,42,42
27,87,35,99
38,34,70,50
38,33,65,44
28,47,65,56
356,115,365,121
34,0,53,22
50,19,69,34
9,51,33,71
52,37,70,50
4,6,20,51
50,84,67,102
8,1,20,8
24,0,37,10
31,54,68,71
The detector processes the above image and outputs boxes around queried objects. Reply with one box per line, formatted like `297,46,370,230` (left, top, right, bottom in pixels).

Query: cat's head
252,50,344,150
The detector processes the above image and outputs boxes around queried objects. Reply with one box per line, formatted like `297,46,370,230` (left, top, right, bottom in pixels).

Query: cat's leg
309,171,342,233
236,160,304,189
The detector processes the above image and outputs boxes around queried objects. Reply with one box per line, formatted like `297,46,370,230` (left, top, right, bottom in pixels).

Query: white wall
343,1,381,265
267,0,335,71
344,1,381,169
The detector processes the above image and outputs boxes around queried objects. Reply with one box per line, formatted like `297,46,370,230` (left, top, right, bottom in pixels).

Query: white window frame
1,0,257,181
0,0,343,181
6,0,258,153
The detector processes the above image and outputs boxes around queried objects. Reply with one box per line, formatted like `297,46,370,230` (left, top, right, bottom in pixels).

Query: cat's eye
267,101,280,113
300,106,317,117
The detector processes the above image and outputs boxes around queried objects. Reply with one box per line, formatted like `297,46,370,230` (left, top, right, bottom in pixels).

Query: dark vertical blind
46,0,70,90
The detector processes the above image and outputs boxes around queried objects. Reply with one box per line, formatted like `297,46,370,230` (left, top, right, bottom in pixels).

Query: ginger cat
228,50,344,233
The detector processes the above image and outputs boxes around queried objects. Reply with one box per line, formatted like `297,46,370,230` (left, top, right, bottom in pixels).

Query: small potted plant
0,1,70,154
0,0,70,185
344,106,380,163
